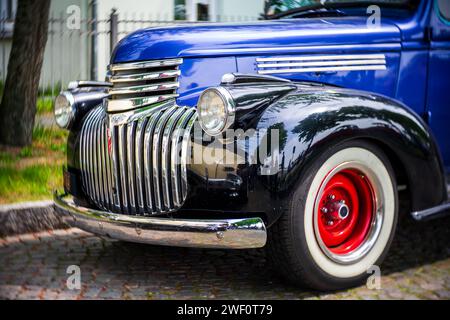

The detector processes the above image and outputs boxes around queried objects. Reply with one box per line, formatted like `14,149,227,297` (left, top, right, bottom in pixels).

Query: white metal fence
0,10,259,105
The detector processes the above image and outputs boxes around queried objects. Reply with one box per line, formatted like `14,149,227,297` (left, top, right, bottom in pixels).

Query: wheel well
360,138,411,216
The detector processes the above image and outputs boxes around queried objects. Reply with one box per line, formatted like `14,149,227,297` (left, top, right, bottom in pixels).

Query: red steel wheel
266,141,398,290
317,169,375,256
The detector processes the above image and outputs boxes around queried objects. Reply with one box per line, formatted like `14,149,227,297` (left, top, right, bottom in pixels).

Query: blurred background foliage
0,125,67,203
0,80,66,204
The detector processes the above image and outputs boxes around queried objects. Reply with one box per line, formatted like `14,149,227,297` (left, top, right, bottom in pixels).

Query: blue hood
111,17,400,63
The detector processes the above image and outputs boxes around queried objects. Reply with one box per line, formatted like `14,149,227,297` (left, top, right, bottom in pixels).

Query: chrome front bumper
54,193,267,249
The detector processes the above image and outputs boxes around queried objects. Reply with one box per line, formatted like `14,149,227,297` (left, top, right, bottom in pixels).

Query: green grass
32,125,68,153
36,97,54,114
0,165,62,203
0,125,67,204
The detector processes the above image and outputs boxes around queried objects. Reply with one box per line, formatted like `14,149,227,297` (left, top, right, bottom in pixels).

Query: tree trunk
0,0,51,147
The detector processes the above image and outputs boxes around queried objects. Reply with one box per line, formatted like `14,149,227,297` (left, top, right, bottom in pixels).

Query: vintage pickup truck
53,0,450,290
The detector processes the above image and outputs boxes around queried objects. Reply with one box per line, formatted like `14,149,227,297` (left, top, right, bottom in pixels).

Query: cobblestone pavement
0,214,449,300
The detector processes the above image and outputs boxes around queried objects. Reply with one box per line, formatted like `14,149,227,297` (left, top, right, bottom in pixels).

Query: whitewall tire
267,140,398,290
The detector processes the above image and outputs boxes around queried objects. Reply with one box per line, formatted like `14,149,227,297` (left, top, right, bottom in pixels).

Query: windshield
264,0,419,19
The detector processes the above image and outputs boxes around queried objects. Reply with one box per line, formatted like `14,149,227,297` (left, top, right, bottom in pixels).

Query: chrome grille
106,58,183,113
79,104,197,215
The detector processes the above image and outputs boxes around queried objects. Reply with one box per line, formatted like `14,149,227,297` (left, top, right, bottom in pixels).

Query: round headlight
197,87,235,136
54,92,75,129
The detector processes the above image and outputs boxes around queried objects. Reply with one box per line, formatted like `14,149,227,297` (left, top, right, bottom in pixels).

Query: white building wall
185,0,264,22
1,0,266,86
0,0,91,89
42,0,91,89
96,0,174,81
215,0,265,21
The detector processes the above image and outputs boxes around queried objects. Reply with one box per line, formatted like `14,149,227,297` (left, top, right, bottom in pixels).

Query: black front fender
186,83,447,226
259,85,446,217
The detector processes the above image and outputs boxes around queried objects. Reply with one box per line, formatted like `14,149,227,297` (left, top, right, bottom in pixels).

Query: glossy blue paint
110,0,450,171
428,0,450,172
176,57,237,106
237,52,400,98
111,17,400,62
395,51,428,116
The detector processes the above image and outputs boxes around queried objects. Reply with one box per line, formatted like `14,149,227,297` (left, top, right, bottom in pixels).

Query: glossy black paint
68,86,109,129
65,81,447,227
223,78,297,131
182,82,447,226
65,86,109,178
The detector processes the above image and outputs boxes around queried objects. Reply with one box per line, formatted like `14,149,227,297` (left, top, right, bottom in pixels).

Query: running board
411,183,450,221
411,203,450,221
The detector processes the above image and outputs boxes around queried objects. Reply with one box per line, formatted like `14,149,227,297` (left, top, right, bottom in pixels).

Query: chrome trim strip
106,94,179,113
411,203,450,221
256,54,386,62
109,58,183,72
55,193,267,249
118,125,129,209
109,70,181,83
106,58,183,113
111,125,122,210
152,106,178,212
135,118,147,213
257,59,386,68
256,54,387,75
68,80,112,89
109,82,180,96
79,108,90,197
258,65,387,75
102,121,114,210
127,122,137,211
170,109,194,207
181,111,197,199
85,108,97,200
161,107,186,209
91,108,103,202
185,44,401,56
98,116,108,208
143,111,163,212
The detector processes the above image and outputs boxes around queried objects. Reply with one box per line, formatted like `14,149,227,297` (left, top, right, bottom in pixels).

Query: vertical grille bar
100,120,113,210
98,117,108,209
180,112,198,200
135,118,148,214
105,123,115,210
170,109,196,207
161,107,186,209
110,125,122,210
118,125,129,209
126,122,137,211
96,114,107,205
80,111,90,197
84,109,96,199
143,111,162,212
90,108,102,202
152,106,178,212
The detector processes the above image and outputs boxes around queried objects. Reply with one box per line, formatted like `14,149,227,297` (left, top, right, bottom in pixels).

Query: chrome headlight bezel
54,91,76,129
197,87,236,136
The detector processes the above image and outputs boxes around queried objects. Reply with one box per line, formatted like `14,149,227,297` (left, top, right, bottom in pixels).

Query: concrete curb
0,200,69,237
